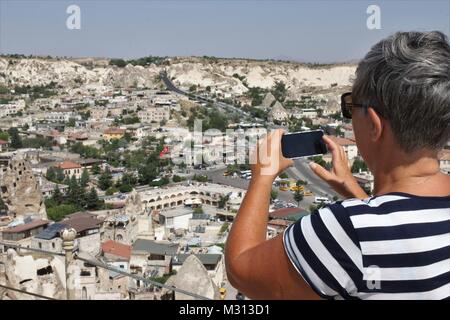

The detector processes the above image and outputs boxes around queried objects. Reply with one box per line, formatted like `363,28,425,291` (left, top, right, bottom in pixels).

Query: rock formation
0,155,47,219
123,189,144,215
161,255,220,300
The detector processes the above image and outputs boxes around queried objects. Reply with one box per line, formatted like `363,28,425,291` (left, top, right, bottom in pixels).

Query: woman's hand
250,129,294,182
309,135,369,199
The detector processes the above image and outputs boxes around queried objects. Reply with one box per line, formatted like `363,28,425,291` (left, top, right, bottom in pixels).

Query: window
38,242,42,249
52,242,55,249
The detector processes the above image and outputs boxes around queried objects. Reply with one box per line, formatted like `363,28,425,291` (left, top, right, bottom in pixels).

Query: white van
314,196,331,204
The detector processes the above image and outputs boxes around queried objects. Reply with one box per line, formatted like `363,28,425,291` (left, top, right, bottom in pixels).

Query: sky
0,0,449,63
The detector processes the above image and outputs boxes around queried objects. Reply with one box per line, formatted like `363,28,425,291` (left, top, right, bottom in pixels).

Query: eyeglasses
341,92,366,119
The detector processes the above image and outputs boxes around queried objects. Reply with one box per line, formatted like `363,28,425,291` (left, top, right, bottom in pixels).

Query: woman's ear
367,107,383,142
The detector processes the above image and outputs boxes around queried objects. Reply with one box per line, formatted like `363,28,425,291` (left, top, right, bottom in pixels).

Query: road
161,71,339,202
160,71,251,119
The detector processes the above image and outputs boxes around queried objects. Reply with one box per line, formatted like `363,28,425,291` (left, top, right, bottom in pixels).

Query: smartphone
281,130,328,159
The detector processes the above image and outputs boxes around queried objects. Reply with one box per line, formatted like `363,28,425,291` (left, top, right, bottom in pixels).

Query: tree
218,195,229,209
193,174,208,183
310,156,326,167
66,118,76,127
47,204,79,222
67,175,83,205
91,163,101,175
46,167,56,182
121,172,137,186
272,81,287,102
80,169,90,188
7,127,22,149
51,185,64,205
86,187,101,210
351,158,368,173
294,190,304,207
105,187,118,196
270,190,278,203
119,184,133,193
0,131,9,141
279,172,289,179
98,168,113,191
138,161,158,185
193,207,204,214
172,175,184,183
109,59,127,67
56,168,65,183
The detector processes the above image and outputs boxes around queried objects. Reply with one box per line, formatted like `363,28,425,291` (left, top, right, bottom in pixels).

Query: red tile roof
3,219,50,234
328,135,356,146
269,207,308,218
55,161,81,170
268,219,293,227
0,139,8,145
102,240,131,260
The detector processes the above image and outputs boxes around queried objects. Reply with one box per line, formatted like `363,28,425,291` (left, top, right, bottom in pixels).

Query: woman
225,31,450,300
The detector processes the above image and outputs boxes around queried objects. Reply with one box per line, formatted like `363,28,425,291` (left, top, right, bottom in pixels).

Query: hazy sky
1,0,449,62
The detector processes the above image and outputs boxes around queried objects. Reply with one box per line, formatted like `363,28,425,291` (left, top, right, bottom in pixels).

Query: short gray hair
352,31,450,153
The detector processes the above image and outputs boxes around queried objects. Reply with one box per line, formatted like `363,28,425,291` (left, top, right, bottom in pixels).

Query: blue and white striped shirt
283,192,450,300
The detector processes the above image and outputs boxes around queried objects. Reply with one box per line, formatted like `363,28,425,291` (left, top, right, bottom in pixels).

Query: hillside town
0,55,449,300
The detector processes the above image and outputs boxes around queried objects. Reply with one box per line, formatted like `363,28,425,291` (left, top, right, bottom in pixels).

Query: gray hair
352,31,450,153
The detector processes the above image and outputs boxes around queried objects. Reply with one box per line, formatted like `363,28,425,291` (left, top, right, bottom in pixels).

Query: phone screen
281,131,328,159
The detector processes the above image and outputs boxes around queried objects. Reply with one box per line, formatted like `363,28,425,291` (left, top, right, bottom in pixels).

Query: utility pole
61,228,77,300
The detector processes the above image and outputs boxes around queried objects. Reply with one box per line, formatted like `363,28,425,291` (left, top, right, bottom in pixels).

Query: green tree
105,187,118,196
138,161,158,185
351,158,368,173
0,131,9,141
278,172,289,179
121,172,137,186
66,118,77,127
119,184,133,193
98,168,113,191
109,59,127,67
91,163,101,175
46,167,56,182
193,207,204,214
80,169,90,188
294,190,304,207
270,190,278,203
218,195,229,209
310,156,326,167
67,175,82,205
47,204,79,222
56,168,65,183
86,187,101,210
172,175,184,183
51,185,64,205
272,81,287,102
7,127,22,149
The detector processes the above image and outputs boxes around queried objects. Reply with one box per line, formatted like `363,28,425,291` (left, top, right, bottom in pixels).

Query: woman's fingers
309,161,334,183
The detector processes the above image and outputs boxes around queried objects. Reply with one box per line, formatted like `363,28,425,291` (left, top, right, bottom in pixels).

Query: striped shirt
283,192,450,300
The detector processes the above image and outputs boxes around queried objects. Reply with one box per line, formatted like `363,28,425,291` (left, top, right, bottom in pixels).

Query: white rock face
0,56,356,98
167,57,357,95
0,57,161,89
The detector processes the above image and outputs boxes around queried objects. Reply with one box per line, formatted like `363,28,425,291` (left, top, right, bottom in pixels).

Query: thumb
309,161,334,182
